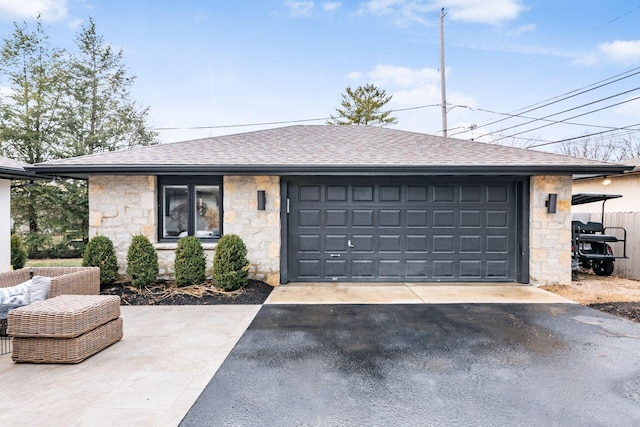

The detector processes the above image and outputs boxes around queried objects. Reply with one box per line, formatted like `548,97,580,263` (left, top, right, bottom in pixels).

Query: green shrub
10,234,28,270
83,235,118,286
126,235,158,288
174,236,206,287
211,234,250,291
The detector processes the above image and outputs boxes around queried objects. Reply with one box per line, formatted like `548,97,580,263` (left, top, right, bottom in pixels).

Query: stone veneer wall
223,176,281,286
89,175,281,286
529,175,572,286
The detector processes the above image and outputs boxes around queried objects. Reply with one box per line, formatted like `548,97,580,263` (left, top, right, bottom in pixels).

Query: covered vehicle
572,193,628,277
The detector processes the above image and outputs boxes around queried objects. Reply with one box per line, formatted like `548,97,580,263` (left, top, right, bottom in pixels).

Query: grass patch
25,258,83,267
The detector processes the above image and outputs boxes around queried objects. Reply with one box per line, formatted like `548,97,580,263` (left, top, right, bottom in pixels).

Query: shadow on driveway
181,304,640,426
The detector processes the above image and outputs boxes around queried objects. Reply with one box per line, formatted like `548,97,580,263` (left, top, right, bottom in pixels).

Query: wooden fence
599,212,640,281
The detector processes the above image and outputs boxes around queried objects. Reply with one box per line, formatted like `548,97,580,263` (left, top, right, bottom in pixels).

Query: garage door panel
433,210,455,227
487,260,508,278
433,235,454,253
377,235,400,252
380,186,401,201
354,186,374,201
288,179,518,282
353,210,375,226
460,260,482,278
486,235,508,253
460,186,483,202
300,185,321,201
352,235,374,252
299,235,321,252
299,209,321,227
326,210,348,227
433,185,455,202
326,235,347,251
407,210,428,226
406,260,429,278
406,235,428,253
433,260,455,278
380,210,401,226
460,235,482,253
298,260,320,278
460,210,482,227
379,260,402,277
487,210,509,228
407,186,428,201
352,260,374,277
327,185,347,201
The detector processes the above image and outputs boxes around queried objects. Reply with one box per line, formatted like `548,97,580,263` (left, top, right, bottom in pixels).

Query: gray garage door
287,178,518,282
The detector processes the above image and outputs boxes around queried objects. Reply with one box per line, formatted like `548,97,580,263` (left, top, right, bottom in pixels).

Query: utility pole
440,7,448,137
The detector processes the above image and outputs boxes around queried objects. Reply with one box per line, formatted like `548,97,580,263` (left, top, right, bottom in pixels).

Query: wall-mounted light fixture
257,190,266,210
546,193,557,213
602,176,612,186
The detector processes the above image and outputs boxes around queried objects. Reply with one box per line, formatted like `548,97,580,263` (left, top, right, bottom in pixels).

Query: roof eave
28,163,631,179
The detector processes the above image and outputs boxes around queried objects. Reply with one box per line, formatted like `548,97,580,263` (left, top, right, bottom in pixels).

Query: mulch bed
589,302,640,323
101,279,273,305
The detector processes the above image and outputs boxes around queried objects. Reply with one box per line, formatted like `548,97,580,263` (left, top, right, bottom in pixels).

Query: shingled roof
0,156,39,180
31,125,630,177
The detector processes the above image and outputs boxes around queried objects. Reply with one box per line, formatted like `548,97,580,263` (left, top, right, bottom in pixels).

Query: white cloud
444,0,527,25
285,1,314,17
0,0,68,21
358,0,525,26
322,2,341,12
369,64,440,87
574,39,640,66
614,97,640,118
507,23,535,37
346,71,362,80
598,40,640,65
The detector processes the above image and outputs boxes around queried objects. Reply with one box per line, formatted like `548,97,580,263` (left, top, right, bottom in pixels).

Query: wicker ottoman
7,295,123,363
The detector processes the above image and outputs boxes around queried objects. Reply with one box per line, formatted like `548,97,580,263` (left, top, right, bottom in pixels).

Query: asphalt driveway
180,304,640,426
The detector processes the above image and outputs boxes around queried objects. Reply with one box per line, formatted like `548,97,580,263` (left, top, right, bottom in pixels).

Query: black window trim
158,175,223,243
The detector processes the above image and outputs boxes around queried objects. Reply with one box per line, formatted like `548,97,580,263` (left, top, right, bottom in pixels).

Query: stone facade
223,176,281,286
88,175,281,286
89,173,571,287
529,175,572,286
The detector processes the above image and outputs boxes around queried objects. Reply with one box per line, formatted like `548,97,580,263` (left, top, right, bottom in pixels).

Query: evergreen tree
327,83,397,126
60,17,157,157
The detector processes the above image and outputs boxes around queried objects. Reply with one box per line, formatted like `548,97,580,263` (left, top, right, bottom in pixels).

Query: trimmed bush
83,235,118,286
10,234,28,270
211,234,249,291
174,236,206,287
126,235,158,288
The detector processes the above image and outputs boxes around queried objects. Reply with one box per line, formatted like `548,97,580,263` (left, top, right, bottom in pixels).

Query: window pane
163,185,188,238
194,185,220,238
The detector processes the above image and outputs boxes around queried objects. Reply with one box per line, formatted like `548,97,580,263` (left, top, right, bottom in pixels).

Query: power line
479,87,640,140
449,66,640,137
491,93,640,143
527,122,640,149
152,104,440,132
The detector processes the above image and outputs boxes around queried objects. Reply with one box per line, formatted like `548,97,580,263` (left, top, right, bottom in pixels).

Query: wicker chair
0,267,100,298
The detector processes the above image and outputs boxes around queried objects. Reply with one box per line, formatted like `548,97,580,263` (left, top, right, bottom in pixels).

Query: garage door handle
348,240,354,248
330,254,341,257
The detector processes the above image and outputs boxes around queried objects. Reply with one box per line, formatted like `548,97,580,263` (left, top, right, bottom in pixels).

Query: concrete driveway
181,303,640,426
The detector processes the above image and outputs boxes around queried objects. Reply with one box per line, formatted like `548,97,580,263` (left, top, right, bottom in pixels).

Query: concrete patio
0,283,575,426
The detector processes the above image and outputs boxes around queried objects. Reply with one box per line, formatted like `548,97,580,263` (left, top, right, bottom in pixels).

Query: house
572,157,640,280
0,156,40,272
30,125,629,286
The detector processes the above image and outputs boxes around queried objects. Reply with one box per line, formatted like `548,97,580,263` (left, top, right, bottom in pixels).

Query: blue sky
1,1,639,152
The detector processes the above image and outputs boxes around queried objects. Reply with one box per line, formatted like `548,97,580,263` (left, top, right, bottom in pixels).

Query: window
159,177,222,241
